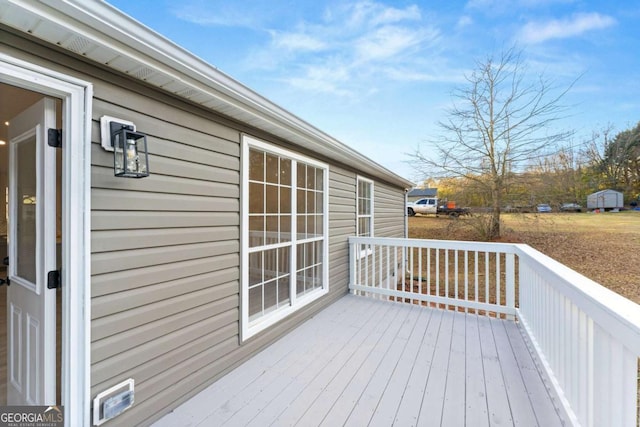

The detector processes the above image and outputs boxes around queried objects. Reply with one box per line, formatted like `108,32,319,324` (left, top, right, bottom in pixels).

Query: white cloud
466,0,576,10
287,77,353,97
174,1,458,97
465,0,505,9
456,15,473,28
244,1,450,97
270,31,328,52
519,12,616,44
382,66,467,83
369,4,422,26
354,26,437,62
336,1,421,29
171,1,271,28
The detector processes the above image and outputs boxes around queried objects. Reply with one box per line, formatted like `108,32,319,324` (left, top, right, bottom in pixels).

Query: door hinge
48,128,62,148
47,269,61,289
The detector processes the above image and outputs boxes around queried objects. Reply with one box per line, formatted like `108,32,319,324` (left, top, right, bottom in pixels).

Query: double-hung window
357,177,374,256
242,135,328,339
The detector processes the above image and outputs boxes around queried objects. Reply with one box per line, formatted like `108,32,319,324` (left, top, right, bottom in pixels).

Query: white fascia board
6,0,413,188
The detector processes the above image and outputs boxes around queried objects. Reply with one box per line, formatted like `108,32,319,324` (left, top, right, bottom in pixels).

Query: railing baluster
445,249,450,310
485,251,489,315
474,251,479,314
506,253,514,320
386,245,390,293
377,244,382,293
454,250,459,313
427,248,431,299
418,247,423,299
496,252,501,313
464,250,469,314
410,245,414,299
394,245,398,296
401,245,406,297
435,249,440,307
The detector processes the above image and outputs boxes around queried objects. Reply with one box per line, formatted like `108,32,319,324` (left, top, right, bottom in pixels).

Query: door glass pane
16,136,37,283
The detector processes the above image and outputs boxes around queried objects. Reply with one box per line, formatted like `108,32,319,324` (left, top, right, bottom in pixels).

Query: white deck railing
348,236,640,427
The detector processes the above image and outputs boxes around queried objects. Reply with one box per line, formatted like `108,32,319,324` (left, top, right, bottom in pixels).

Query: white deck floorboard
154,295,565,427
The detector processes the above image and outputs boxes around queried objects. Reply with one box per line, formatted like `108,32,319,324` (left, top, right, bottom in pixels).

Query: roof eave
1,0,414,188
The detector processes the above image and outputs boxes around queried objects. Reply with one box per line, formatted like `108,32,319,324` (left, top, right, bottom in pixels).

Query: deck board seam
289,299,407,426
369,305,435,426
316,301,416,426
258,297,393,427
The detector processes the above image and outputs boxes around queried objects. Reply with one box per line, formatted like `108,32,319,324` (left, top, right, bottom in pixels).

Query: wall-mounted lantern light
110,122,149,178
100,116,149,178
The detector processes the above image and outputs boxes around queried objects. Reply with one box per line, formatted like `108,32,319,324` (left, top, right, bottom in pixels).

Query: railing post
506,253,515,320
349,239,356,294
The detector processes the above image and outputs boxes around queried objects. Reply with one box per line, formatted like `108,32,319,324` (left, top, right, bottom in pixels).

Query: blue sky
107,0,639,181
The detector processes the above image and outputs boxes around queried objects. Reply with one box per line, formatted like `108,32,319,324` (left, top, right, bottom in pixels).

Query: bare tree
411,47,574,239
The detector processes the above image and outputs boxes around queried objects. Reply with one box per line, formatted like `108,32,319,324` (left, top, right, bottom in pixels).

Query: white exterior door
6,98,57,405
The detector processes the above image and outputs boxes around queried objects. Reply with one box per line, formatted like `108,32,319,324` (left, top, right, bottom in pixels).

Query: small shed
587,189,624,211
407,187,437,202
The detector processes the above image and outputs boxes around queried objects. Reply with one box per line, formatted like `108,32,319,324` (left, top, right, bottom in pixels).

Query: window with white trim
357,177,374,256
242,135,328,339
357,177,374,238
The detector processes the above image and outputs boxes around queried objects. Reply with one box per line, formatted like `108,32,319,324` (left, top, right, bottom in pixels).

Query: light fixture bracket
100,116,135,152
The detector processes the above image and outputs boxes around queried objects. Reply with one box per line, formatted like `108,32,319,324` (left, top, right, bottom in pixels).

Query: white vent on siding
65,34,91,54
177,88,199,99
131,66,154,80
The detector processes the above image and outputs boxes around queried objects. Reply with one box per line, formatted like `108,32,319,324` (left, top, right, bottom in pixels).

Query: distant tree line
426,120,640,209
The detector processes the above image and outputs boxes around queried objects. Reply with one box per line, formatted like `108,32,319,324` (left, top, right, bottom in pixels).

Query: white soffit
0,0,413,188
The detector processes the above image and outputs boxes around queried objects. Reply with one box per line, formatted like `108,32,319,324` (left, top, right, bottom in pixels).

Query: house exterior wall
374,181,406,237
1,27,407,425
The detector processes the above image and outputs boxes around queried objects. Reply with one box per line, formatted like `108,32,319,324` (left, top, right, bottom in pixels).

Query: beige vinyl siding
328,166,357,297
88,79,243,427
375,180,406,238
2,27,407,426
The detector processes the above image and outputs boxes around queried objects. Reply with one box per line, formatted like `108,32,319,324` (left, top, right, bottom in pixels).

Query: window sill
242,286,328,342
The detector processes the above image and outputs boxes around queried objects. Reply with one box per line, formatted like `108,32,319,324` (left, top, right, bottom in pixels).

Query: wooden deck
153,294,565,426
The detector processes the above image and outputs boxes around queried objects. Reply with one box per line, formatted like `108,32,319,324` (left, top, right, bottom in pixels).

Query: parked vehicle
503,205,534,213
536,204,552,213
407,197,471,217
407,197,437,216
437,203,472,217
559,203,582,212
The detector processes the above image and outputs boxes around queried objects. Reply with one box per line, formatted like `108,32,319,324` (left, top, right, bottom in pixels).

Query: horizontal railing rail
348,236,640,427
